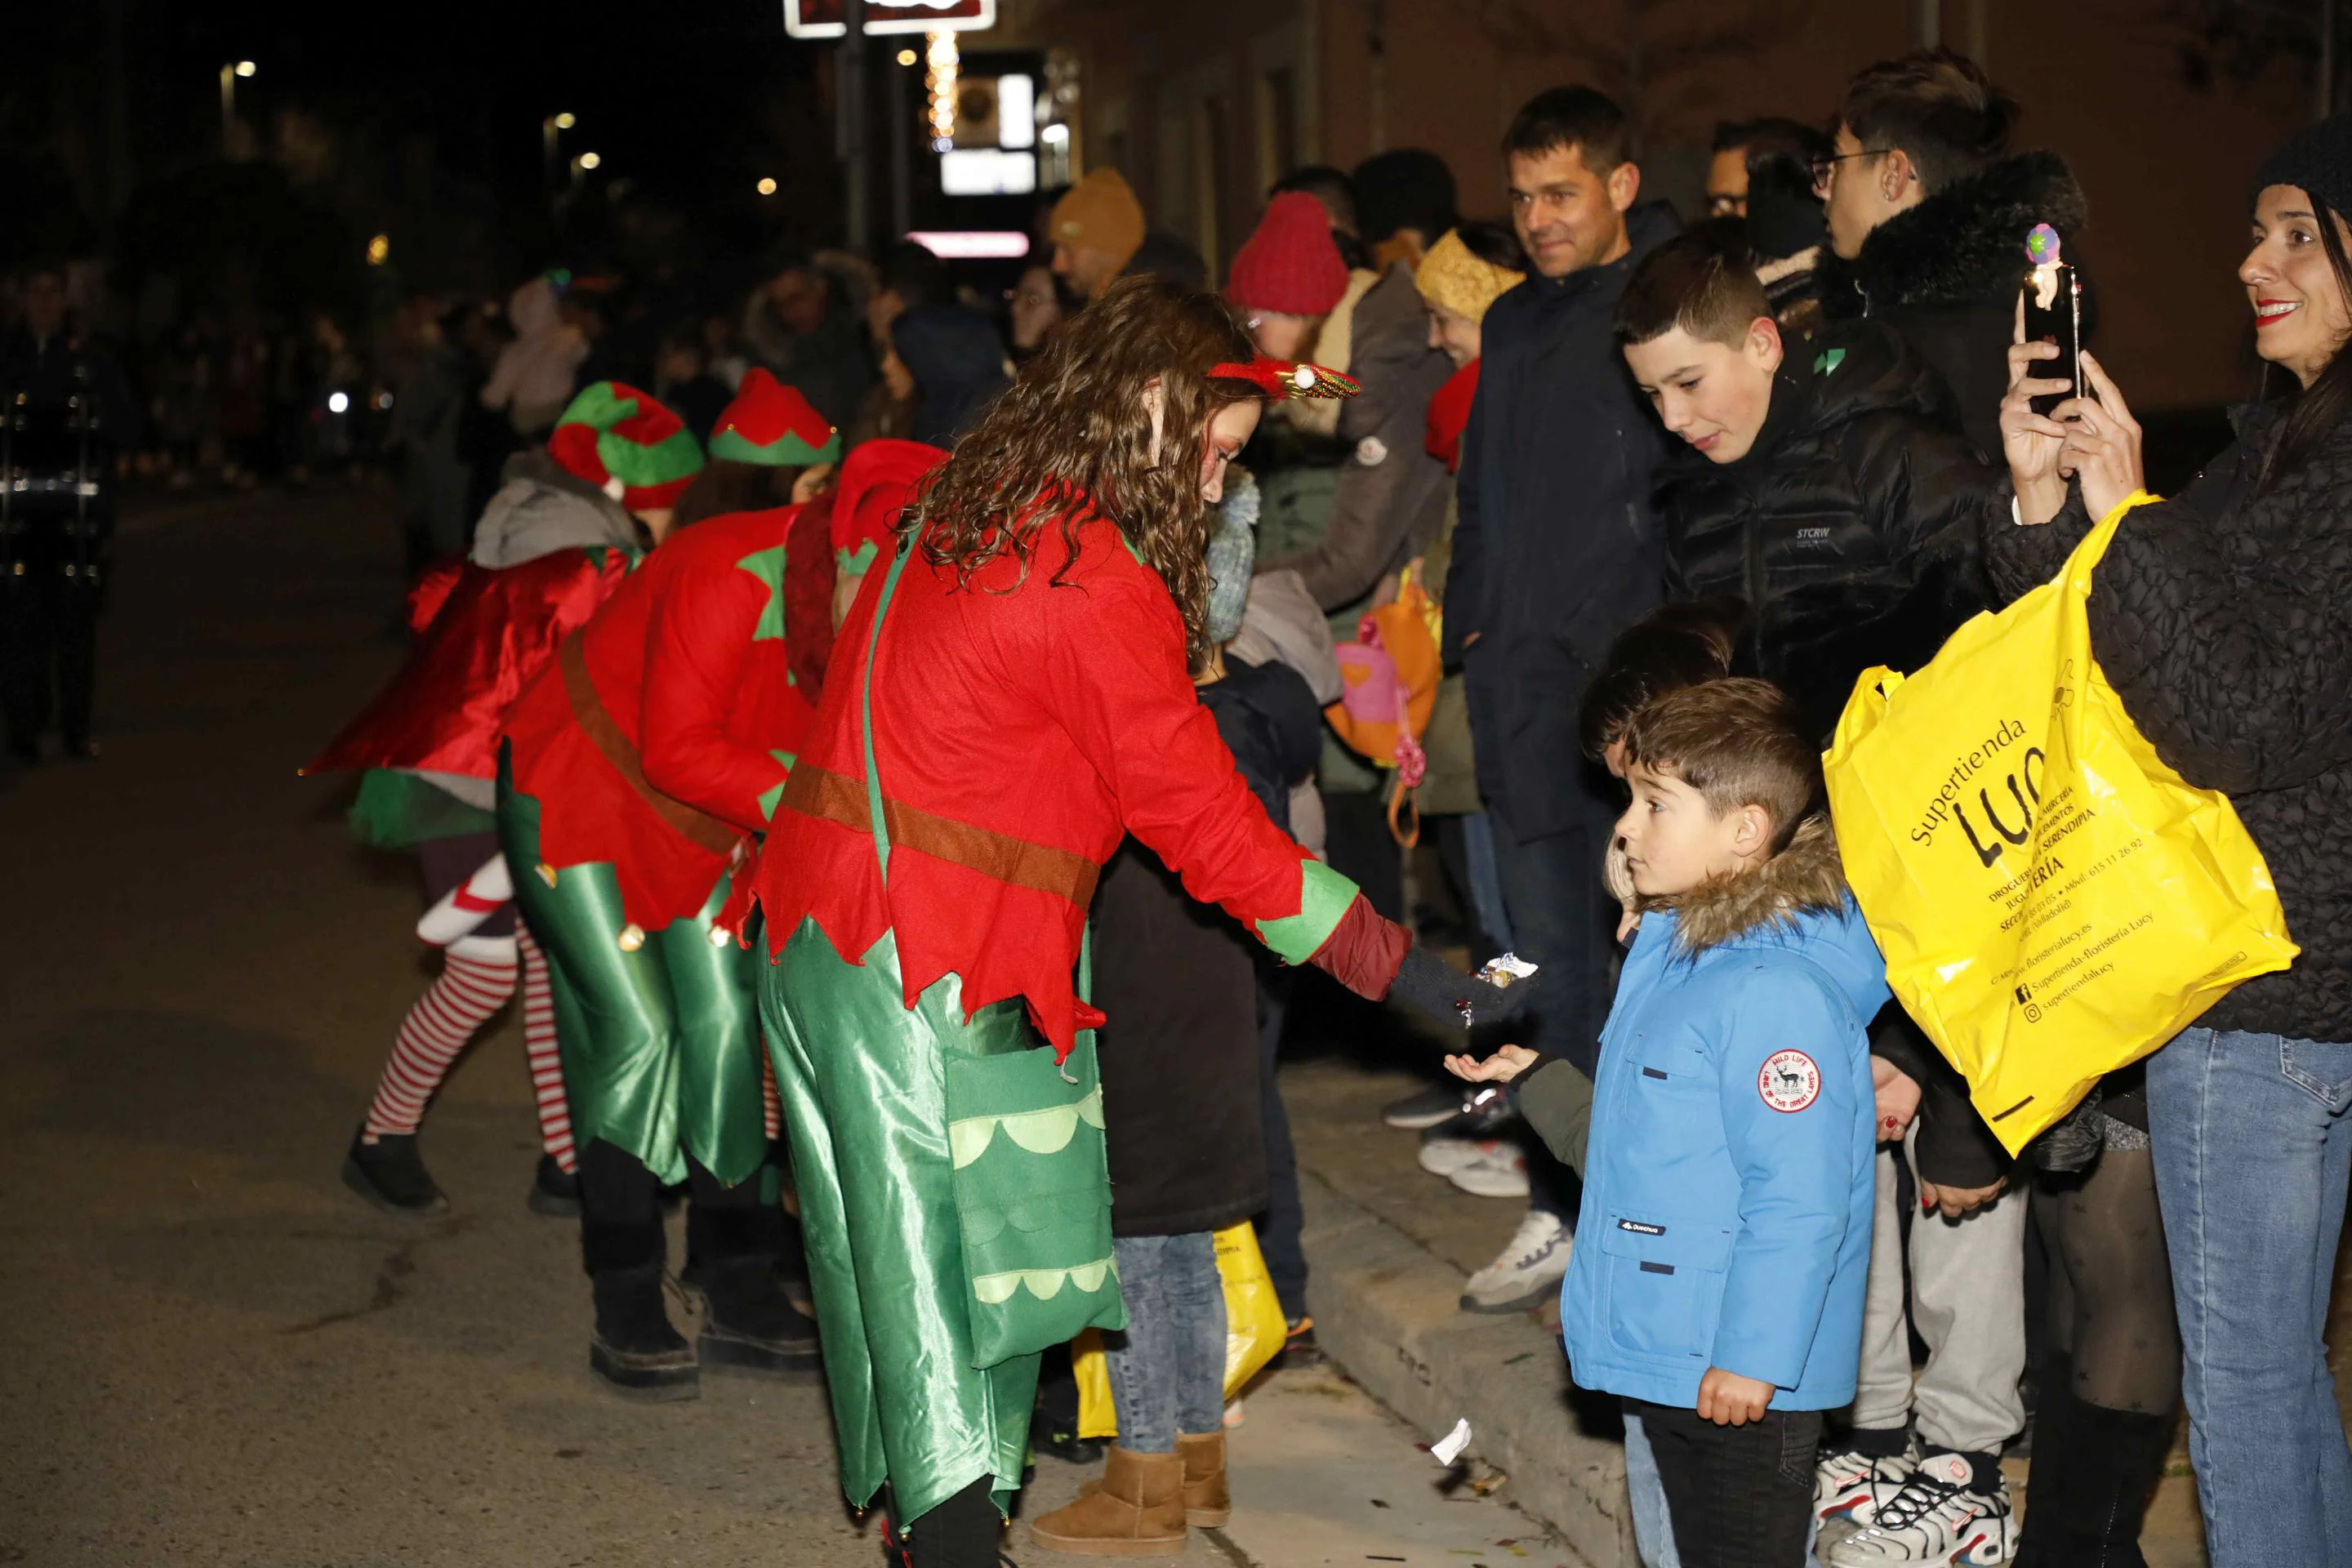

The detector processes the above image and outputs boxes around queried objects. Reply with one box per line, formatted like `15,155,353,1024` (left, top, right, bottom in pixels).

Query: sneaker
1279,1314,1325,1370
1814,1438,1918,1551
1419,1134,1508,1177
1827,1450,2017,1566
1449,1145,1530,1198
1384,1081,1478,1129
1459,1208,1571,1312
341,1128,448,1216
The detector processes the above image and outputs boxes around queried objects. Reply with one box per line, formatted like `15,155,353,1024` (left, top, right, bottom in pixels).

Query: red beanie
1225,192,1350,317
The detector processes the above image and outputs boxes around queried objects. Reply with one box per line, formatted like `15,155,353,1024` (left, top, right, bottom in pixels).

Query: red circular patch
1757,1049,1822,1113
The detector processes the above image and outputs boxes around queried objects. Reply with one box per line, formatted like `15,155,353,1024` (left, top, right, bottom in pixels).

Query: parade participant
752,274,1529,1567
1,262,139,766
827,437,950,630
497,372,832,1402
1989,116,2352,1568
312,380,694,1216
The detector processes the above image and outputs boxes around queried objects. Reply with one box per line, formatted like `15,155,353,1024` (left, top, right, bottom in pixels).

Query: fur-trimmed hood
1646,813,1857,955
1819,150,2089,318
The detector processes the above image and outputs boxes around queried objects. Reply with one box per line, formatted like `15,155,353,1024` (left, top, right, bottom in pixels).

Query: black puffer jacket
1817,151,2090,461
1659,318,2003,743
1984,403,2352,1040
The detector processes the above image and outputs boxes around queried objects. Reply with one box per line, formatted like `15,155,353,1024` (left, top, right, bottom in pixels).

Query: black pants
1,569,100,755
1631,1398,1822,1568
576,1140,786,1277
1254,964,1307,1319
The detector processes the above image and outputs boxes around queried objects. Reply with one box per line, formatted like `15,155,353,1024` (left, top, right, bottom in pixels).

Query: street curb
1299,1169,1634,1568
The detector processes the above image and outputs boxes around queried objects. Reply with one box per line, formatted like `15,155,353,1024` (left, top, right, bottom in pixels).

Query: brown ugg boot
1028,1444,1187,1557
1177,1430,1230,1527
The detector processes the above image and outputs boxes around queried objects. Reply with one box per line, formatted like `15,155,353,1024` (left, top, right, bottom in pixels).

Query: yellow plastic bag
1824,495,2297,1155
1071,1223,1290,1441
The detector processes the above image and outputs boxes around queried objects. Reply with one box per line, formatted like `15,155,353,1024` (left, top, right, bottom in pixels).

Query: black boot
684,1162,819,1378
580,1141,697,1401
898,1477,1009,1568
588,1262,699,1401
341,1127,448,1216
2016,1370,2172,1568
528,1154,581,1218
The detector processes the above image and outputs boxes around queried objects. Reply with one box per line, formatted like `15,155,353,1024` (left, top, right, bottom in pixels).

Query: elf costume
751,357,1514,1549
309,381,681,1216
497,371,840,1399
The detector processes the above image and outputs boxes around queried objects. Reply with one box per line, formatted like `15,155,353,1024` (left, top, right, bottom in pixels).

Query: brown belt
559,633,739,857
777,762,1099,909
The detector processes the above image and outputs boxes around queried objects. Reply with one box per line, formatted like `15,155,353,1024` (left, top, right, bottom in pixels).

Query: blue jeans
1103,1232,1227,1453
2146,1027,2352,1568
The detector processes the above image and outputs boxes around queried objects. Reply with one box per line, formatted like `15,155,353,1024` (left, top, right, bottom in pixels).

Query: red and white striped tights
360,926,576,1172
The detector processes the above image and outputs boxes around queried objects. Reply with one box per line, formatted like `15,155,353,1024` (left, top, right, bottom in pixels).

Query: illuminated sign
782,0,995,38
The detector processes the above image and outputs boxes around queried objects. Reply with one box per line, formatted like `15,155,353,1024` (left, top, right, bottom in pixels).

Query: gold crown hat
1414,229,1526,325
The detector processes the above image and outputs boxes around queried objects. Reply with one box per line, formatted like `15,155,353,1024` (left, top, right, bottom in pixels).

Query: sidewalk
1280,1045,2352,1568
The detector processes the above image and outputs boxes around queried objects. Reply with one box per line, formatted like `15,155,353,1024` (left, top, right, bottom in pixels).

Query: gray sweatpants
1850,1129,2028,1454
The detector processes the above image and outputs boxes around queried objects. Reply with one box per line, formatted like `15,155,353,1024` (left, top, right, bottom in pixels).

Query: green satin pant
497,780,767,1188
759,918,1042,1524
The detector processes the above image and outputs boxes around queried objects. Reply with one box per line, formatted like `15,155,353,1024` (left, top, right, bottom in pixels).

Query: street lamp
220,60,256,157
757,177,778,196
571,150,601,192
542,112,577,193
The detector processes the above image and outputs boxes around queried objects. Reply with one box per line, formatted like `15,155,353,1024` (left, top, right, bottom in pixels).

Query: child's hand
1442,1044,1539,1085
1696,1367,1775,1428
1872,1056,1921,1143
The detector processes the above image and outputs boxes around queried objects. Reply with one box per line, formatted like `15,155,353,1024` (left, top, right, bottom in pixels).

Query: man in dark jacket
1618,226,2029,1558
1441,87,1672,1313
1815,48,2088,461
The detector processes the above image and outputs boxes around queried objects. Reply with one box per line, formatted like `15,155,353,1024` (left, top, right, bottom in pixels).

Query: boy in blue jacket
1449,678,1884,1566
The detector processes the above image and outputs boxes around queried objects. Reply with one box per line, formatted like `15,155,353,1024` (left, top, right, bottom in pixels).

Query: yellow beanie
1414,229,1525,325
1049,168,1146,274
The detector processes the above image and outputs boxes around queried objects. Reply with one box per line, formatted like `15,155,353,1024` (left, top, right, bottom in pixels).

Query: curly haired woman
752,274,1524,1566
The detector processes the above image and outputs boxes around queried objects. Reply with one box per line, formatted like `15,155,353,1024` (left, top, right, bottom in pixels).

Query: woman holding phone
1989,117,2352,1568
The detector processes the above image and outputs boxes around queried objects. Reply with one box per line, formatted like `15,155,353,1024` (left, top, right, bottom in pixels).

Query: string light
924,29,959,152
366,234,390,266
757,176,777,196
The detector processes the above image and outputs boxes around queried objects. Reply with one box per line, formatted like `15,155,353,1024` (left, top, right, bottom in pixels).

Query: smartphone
2021,261,2082,417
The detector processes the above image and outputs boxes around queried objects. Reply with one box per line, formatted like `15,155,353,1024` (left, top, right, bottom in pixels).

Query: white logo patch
1757,1049,1821,1113
1353,435,1389,467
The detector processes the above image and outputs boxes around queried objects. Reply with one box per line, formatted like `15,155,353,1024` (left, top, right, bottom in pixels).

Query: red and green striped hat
707,368,840,466
548,381,704,512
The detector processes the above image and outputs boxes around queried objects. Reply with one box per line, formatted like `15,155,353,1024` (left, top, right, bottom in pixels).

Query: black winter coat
1984,403,2352,1041
1658,319,2003,743
1816,152,2090,463
1093,657,1322,1236
1447,203,1677,838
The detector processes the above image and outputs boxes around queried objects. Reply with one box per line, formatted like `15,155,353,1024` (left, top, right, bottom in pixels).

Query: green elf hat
706,368,841,466
549,381,704,512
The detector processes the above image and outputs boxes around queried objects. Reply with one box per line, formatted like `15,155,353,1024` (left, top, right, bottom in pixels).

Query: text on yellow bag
1824,494,2296,1155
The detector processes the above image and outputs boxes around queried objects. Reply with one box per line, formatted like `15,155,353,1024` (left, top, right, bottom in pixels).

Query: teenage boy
1443,84,1677,1314
1617,232,2025,1564
1451,679,1885,1568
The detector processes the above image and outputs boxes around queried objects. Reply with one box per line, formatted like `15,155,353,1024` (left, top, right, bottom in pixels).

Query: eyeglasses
1810,149,1876,189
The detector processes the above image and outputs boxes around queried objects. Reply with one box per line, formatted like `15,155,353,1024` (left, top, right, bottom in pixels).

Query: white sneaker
1813,1439,1918,1551
1826,1450,2017,1566
1418,1134,1504,1177
1448,1145,1530,1198
1459,1208,1571,1312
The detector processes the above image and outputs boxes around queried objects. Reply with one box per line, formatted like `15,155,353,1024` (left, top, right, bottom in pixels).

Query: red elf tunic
306,547,634,781
757,497,1378,1062
501,506,822,929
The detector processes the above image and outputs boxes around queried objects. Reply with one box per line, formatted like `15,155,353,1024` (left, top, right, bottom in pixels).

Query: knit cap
1049,168,1147,273
707,368,840,466
2255,112,2352,220
1226,192,1350,317
548,381,703,512
1414,229,1525,324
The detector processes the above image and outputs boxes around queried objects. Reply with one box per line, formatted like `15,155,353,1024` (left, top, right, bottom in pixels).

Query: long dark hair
2260,189,2352,494
910,272,1257,665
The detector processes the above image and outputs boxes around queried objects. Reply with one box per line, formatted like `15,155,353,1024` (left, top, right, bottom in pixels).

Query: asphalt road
0,485,1561,1568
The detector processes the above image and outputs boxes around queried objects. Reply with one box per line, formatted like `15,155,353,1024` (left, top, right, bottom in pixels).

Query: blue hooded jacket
1561,817,1888,1412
